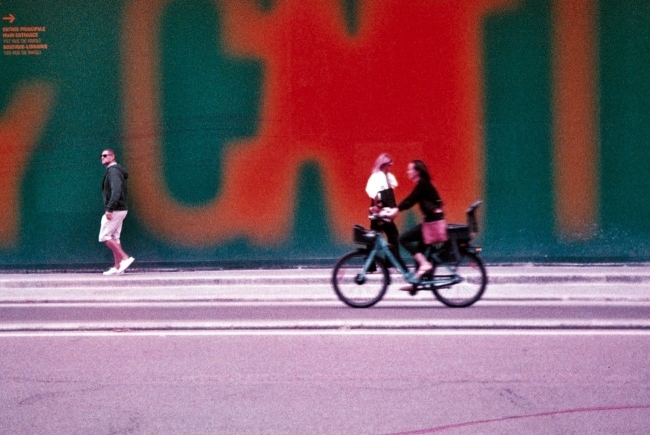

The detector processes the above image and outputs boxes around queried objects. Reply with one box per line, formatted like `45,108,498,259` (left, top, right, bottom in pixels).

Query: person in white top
365,153,407,270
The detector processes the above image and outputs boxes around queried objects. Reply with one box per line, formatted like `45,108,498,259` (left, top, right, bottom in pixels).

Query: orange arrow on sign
2,14,16,23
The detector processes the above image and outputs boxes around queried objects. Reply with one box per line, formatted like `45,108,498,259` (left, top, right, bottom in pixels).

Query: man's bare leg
104,239,128,268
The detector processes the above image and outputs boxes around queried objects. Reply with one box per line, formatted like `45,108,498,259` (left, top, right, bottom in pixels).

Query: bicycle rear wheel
331,251,389,308
432,252,487,307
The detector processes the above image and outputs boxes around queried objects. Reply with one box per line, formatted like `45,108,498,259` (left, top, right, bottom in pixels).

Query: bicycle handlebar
368,207,396,222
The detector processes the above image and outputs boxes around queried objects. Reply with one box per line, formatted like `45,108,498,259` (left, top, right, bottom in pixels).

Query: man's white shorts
98,210,128,243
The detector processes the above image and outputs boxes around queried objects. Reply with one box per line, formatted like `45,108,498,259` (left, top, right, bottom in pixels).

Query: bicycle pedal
399,284,418,296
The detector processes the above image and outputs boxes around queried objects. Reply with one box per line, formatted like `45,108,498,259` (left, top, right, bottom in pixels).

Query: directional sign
2,13,15,23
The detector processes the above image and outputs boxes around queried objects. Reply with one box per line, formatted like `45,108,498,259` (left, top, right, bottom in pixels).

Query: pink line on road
382,404,650,435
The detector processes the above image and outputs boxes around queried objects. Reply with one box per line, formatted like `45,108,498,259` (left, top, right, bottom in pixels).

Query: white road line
1,319,649,333
1,329,650,337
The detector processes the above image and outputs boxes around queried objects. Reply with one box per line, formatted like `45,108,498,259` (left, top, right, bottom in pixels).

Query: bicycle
331,201,487,308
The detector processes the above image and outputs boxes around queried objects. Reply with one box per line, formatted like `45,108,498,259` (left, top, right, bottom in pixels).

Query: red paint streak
0,81,55,247
552,0,599,239
382,404,650,434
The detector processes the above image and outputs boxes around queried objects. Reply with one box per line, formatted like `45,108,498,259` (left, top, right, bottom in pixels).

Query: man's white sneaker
118,257,135,273
103,267,123,276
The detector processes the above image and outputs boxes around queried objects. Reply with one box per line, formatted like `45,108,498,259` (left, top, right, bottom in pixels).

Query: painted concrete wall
1,0,648,267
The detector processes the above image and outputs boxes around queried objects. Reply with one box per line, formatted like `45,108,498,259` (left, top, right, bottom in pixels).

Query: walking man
99,149,134,275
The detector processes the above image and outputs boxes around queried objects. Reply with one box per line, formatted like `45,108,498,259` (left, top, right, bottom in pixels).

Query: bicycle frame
358,233,462,289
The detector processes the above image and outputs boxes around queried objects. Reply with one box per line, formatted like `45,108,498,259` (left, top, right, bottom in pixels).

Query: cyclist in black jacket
385,160,444,278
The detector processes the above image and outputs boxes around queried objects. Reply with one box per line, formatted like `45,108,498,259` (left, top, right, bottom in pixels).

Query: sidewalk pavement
0,264,649,303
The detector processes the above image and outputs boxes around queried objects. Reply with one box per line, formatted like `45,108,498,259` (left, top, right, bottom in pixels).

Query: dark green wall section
161,0,262,205
600,0,650,249
484,0,555,259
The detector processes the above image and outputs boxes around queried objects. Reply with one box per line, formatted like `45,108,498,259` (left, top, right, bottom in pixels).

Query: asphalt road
1,332,649,435
2,266,649,434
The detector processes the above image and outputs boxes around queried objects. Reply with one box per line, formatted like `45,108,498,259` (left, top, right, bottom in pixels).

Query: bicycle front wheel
331,251,389,308
432,252,487,307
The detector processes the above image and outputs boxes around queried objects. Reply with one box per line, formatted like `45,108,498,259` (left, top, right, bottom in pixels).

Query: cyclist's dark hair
412,160,431,181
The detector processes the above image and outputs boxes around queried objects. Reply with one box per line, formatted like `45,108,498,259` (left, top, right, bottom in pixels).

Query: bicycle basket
353,225,377,246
